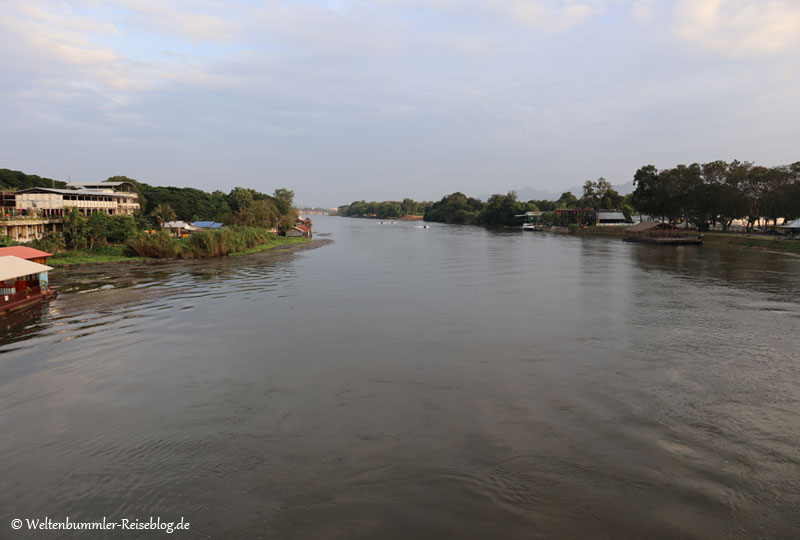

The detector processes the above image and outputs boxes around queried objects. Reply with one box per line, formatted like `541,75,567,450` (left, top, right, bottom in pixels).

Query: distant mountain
479,181,634,202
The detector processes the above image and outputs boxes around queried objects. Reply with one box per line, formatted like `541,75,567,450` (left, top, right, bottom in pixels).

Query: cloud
3,0,799,204
499,0,601,31
631,1,655,22
115,0,242,43
675,0,800,56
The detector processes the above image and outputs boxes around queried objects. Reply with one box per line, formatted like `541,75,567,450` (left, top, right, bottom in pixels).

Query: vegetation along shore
335,159,800,254
1,169,310,265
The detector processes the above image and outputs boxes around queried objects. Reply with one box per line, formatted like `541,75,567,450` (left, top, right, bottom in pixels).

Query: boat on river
517,211,545,231
0,251,56,315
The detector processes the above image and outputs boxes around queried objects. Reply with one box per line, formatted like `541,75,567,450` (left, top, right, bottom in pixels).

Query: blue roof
192,221,224,229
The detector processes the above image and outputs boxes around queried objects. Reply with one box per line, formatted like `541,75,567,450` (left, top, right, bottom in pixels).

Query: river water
2,216,799,539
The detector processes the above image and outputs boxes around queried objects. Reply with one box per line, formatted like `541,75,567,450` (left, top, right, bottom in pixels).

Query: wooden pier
623,235,703,245
624,222,703,245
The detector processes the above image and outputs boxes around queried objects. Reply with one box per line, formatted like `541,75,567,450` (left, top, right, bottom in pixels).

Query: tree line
422,178,632,227
1,169,299,253
0,169,67,191
418,161,800,229
103,176,296,228
631,161,800,230
0,170,297,230
337,199,431,219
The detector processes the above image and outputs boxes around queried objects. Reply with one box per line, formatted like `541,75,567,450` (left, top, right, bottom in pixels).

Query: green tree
230,187,255,212
86,211,110,250
581,180,598,208
376,201,403,219
0,169,67,190
273,188,294,205
621,203,634,220
631,165,662,218
63,207,87,250
580,178,621,209
556,191,578,208
478,191,523,227
234,199,279,228
107,214,139,243
105,175,146,211
401,198,414,216
424,192,485,224
152,204,177,227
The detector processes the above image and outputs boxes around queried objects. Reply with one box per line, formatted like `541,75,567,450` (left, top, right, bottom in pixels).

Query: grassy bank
128,227,301,259
574,225,800,254
49,245,145,267
230,235,308,256
703,232,800,254
49,232,310,267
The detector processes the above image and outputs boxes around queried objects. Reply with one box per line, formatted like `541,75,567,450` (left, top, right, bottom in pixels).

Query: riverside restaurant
0,255,55,314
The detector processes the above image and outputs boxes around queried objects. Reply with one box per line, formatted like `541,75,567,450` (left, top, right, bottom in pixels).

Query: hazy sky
1,1,798,207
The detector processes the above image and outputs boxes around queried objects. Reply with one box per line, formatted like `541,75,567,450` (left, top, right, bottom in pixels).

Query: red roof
0,246,53,259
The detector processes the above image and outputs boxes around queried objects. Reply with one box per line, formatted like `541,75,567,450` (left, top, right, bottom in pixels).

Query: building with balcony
1,181,140,242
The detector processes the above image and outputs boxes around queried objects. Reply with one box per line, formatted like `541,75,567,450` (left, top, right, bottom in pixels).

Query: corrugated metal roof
627,221,661,232
162,221,197,230
15,187,132,198
192,221,224,229
0,246,53,259
66,182,131,188
782,218,800,229
0,256,53,281
598,212,627,220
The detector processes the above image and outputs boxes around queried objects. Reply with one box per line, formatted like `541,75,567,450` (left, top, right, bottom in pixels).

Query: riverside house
0,246,53,265
287,217,313,238
162,221,198,238
597,211,631,225
192,221,225,230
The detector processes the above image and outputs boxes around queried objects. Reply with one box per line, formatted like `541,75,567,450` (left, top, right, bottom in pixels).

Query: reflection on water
1,218,799,539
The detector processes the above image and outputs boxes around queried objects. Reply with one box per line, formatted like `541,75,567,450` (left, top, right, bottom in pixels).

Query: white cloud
3,0,799,203
506,1,599,30
631,1,655,22
0,4,132,95
115,0,242,42
675,0,800,56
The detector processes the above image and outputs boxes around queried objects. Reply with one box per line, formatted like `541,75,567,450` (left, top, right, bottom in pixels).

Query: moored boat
0,255,56,315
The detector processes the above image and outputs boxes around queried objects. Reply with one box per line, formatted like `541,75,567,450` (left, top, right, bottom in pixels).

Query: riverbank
574,225,800,254
49,246,145,267
334,215,424,221
230,236,309,256
49,236,310,268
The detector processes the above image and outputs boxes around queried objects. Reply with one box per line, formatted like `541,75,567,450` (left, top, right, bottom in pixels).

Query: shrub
29,232,66,254
128,232,181,258
127,226,278,259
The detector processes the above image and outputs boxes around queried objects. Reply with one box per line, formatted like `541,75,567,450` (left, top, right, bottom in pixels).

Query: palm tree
152,204,177,228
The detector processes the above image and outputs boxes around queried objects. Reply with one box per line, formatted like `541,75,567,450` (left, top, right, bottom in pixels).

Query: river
2,215,799,539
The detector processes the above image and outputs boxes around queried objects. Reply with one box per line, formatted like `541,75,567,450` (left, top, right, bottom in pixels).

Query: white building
14,181,140,217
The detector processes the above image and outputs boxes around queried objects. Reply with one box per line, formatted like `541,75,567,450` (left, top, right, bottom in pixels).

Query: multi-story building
1,181,140,242
13,182,139,217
